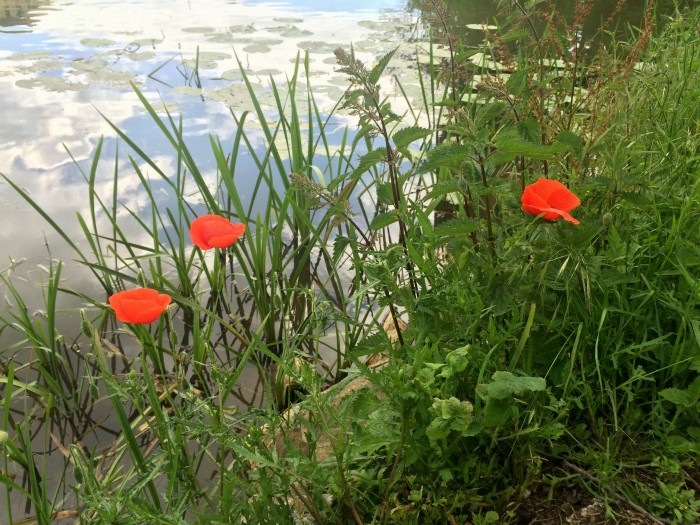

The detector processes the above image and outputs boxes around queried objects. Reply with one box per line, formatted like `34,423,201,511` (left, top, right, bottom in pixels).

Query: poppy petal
190,215,246,250
539,207,580,225
109,288,171,324
548,188,581,212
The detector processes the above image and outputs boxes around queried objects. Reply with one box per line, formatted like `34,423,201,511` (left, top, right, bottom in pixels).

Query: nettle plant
325,43,589,511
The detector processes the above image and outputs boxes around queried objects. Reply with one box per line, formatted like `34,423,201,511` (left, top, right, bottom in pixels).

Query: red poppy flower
521,178,580,225
189,214,246,250
108,288,172,324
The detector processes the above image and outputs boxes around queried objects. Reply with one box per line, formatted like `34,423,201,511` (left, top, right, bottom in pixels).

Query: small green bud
602,212,613,228
89,383,100,400
169,328,179,349
0,430,9,450
80,309,93,338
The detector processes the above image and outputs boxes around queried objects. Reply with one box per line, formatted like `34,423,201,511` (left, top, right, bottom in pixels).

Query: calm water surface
0,0,680,317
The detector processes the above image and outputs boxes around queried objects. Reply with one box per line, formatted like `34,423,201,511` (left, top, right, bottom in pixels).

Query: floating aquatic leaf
243,44,271,53
18,60,63,73
206,33,235,44
126,52,156,61
198,51,232,61
297,41,339,54
414,42,452,59
15,77,88,92
207,84,252,107
181,26,216,33
221,68,255,81
280,27,313,38
80,38,117,47
273,17,303,23
8,51,53,61
255,68,282,76
467,52,509,71
183,58,218,70
131,37,165,46
72,57,108,73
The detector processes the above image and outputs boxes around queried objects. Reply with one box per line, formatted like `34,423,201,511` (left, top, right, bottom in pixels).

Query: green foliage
2,2,700,524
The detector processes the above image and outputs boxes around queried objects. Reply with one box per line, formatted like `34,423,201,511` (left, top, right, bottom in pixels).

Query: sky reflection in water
0,0,423,319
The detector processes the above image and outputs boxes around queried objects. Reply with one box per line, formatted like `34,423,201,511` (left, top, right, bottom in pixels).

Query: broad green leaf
417,143,471,174
482,371,546,400
369,210,399,231
392,126,433,149
493,137,569,163
368,47,398,85
434,218,480,237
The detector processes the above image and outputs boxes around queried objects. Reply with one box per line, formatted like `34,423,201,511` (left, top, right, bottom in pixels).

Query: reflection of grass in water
0,51,397,522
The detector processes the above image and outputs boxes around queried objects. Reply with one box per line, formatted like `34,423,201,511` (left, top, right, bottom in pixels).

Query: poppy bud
602,212,613,228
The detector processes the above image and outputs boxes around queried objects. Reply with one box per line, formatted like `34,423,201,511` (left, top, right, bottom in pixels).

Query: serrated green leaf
350,147,387,180
350,331,391,357
659,387,693,407
475,101,507,128
555,130,584,155
369,210,399,231
392,126,433,149
424,179,462,201
376,181,395,206
332,235,353,265
517,117,541,143
494,137,569,163
368,47,398,85
434,218,480,237
417,143,471,174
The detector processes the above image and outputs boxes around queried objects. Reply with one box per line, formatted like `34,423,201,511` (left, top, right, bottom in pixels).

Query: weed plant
1,1,700,524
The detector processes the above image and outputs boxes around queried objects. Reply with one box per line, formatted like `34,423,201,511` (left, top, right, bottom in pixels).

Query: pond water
0,0,687,521
0,0,684,323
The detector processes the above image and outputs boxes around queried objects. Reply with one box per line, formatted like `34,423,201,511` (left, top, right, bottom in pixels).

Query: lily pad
229,24,257,34
183,58,218,70
198,51,232,61
221,68,255,81
8,51,54,61
297,41,339,54
80,38,117,47
273,17,303,24
126,51,156,61
71,57,109,73
181,26,216,33
243,44,271,54
279,27,313,38
15,76,88,92
18,60,63,73
255,68,282,76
